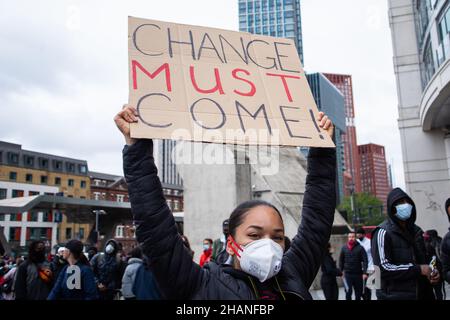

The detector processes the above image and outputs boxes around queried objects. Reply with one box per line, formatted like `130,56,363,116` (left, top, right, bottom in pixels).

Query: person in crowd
15,241,53,300
212,219,230,264
181,235,194,259
50,247,68,284
423,230,445,300
321,243,342,300
356,227,373,300
440,198,450,284
339,232,368,300
47,240,98,300
132,255,162,300
121,246,143,300
87,246,98,262
199,238,213,267
115,105,335,300
372,188,440,300
1,257,23,300
91,239,120,300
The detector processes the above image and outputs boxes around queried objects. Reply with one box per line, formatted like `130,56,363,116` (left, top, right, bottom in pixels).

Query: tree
338,193,385,227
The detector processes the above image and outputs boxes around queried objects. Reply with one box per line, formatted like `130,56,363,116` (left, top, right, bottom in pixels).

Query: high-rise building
306,73,346,204
358,144,391,209
153,140,183,187
323,73,362,197
238,0,304,64
389,0,450,235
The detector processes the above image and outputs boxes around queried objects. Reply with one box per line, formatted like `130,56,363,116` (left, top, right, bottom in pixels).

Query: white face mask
231,237,283,282
105,244,114,254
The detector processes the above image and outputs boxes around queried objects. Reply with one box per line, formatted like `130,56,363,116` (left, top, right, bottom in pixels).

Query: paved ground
310,283,450,300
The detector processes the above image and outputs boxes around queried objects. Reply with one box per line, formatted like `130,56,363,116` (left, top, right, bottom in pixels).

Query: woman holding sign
115,105,335,300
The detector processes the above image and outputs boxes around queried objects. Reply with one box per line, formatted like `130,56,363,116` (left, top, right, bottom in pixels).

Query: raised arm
283,113,336,289
117,105,203,299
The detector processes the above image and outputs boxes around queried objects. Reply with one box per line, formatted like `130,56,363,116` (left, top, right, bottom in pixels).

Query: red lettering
232,69,256,97
190,66,225,94
132,60,172,92
266,73,301,102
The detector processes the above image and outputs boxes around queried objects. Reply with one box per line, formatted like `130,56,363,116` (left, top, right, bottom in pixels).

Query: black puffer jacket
371,188,432,300
442,229,450,284
123,139,336,300
339,242,368,274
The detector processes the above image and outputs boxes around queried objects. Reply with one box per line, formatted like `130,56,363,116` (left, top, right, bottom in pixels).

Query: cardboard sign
128,16,335,148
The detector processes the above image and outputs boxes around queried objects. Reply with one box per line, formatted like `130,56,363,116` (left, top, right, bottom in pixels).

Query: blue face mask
395,203,413,221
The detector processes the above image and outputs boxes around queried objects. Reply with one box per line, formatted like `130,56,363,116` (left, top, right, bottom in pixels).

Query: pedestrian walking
321,243,342,300
356,227,374,300
339,232,368,300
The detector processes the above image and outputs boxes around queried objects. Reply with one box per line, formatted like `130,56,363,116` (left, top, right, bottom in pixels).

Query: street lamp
93,210,106,244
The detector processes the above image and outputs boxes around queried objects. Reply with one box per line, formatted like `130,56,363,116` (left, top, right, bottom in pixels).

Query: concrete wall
389,0,450,236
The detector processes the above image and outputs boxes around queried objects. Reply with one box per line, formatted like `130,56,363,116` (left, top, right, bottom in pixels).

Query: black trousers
321,278,339,300
345,273,363,300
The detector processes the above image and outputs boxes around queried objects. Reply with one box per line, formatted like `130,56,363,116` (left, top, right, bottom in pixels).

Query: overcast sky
0,0,405,189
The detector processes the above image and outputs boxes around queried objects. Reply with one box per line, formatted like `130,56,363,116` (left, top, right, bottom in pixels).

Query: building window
42,211,53,222
68,179,74,187
9,227,21,241
7,152,19,165
0,188,7,200
78,164,87,174
66,162,75,173
24,155,34,167
116,226,125,238
9,172,17,181
174,200,179,211
116,194,125,203
26,173,33,183
12,190,24,198
55,177,61,185
80,180,86,188
10,213,22,222
28,211,39,222
53,160,63,171
66,228,72,239
29,191,39,196
78,228,85,239
29,228,48,241
39,157,49,169
40,175,48,184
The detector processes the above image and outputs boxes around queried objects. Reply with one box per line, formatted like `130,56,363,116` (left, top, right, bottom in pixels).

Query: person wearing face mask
50,247,68,284
355,227,374,300
371,188,441,300
15,240,53,300
199,239,213,267
338,232,368,300
115,105,336,300
90,239,120,300
441,198,450,284
212,220,230,265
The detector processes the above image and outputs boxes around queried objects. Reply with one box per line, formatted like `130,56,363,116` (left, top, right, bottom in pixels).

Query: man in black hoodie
441,198,450,284
91,239,121,300
371,188,440,300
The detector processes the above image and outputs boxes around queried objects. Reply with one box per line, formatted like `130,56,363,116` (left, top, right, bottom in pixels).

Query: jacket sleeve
121,265,134,298
361,247,368,274
14,264,28,300
123,139,203,299
372,228,421,281
282,147,336,289
47,266,65,300
339,247,344,272
83,267,99,300
441,234,450,284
